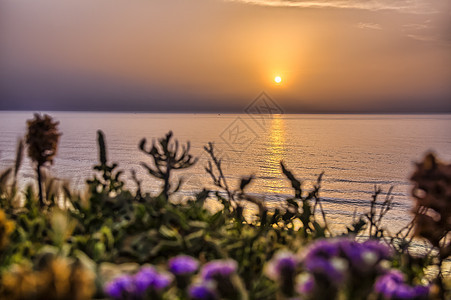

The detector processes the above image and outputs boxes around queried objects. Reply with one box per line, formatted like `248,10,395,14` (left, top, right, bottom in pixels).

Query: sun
274,76,282,84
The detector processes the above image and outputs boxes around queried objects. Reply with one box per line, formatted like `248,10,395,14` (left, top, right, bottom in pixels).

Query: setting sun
274,76,282,84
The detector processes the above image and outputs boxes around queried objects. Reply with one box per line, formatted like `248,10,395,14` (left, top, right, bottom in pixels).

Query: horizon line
1,109,451,115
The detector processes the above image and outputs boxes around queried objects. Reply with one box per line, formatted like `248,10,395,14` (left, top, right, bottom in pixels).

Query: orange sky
0,0,450,112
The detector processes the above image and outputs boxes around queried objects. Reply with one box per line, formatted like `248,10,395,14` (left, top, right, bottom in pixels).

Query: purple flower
189,281,218,300
265,250,300,297
337,239,377,273
303,238,359,285
200,260,239,299
317,238,392,274
374,270,429,300
104,275,135,299
134,266,173,295
265,250,299,281
413,285,429,298
361,240,392,260
304,256,347,285
296,274,315,294
305,239,340,261
338,240,362,263
135,267,158,293
169,255,199,275
201,259,237,280
152,271,173,290
395,285,417,299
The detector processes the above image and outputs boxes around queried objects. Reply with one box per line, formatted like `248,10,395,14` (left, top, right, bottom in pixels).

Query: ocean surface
1,112,450,232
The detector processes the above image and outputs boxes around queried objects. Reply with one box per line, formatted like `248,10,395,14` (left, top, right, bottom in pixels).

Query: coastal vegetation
0,114,449,299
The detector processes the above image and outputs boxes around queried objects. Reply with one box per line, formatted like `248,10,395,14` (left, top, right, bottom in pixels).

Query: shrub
0,114,449,299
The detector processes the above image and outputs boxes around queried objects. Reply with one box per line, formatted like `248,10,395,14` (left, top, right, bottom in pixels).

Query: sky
0,0,450,113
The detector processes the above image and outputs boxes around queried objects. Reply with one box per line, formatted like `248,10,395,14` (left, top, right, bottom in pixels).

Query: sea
1,112,450,234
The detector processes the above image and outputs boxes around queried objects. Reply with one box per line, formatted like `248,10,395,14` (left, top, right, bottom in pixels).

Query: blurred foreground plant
0,139,24,213
0,253,95,300
410,153,451,299
0,209,15,250
25,114,61,207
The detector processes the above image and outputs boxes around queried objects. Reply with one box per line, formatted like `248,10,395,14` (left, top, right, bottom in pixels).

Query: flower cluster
374,270,429,300
264,238,393,299
105,266,173,299
303,238,391,281
104,257,241,300
192,259,238,300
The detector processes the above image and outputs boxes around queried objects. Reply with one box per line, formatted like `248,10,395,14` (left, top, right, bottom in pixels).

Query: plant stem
37,164,44,207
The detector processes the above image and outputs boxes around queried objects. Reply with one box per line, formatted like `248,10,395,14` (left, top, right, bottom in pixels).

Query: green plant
139,131,197,200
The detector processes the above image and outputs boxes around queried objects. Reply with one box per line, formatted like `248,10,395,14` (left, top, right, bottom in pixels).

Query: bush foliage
0,114,449,299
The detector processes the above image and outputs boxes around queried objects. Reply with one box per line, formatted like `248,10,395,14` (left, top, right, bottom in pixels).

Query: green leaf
280,162,302,198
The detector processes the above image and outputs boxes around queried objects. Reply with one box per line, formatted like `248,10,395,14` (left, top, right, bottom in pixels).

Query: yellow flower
0,209,15,249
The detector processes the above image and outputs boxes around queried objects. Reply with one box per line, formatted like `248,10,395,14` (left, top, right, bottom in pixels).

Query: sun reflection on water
264,115,287,194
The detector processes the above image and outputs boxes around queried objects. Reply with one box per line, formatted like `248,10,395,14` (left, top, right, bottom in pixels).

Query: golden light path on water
242,115,290,223
265,115,286,194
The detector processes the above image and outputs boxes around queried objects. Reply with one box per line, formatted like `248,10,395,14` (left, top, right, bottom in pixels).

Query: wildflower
361,239,392,260
104,275,135,299
265,250,299,281
169,255,199,275
189,281,218,300
304,256,347,285
300,238,392,299
169,255,198,290
303,239,347,285
304,239,340,260
296,273,315,294
134,266,172,294
339,239,391,274
374,270,429,300
201,259,237,280
265,250,299,297
200,259,238,299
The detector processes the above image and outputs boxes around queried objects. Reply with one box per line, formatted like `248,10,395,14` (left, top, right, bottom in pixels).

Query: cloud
401,20,440,43
357,22,382,30
227,0,437,14
406,34,437,42
402,23,431,30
